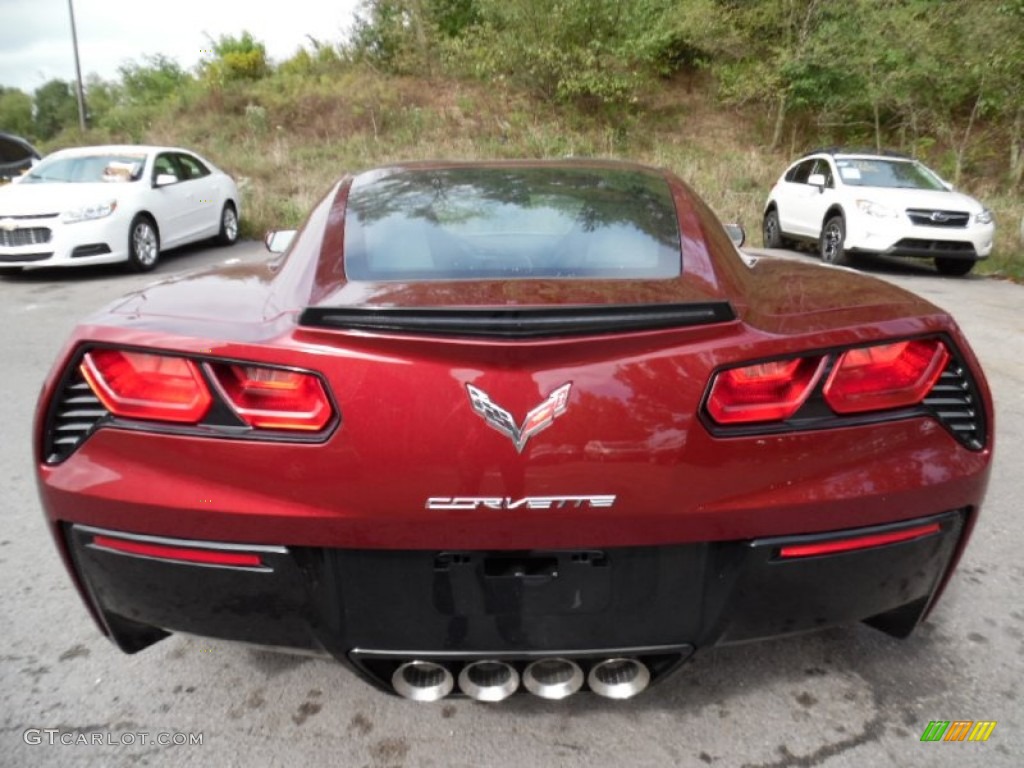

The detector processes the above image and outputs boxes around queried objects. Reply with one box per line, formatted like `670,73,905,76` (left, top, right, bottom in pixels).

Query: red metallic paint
33,161,993,648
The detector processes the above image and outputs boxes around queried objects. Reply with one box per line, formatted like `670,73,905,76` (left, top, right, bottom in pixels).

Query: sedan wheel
128,216,160,272
218,203,239,246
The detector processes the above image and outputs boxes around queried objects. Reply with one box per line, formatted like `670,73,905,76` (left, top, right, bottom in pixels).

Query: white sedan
0,145,240,272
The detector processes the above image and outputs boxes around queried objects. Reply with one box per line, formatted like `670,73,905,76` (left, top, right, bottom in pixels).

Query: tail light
77,347,334,433
91,534,264,568
209,364,332,431
80,349,211,423
778,522,941,558
706,357,825,424
823,339,949,414
705,338,955,429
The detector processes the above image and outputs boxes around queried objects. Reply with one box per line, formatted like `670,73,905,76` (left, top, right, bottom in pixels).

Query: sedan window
22,154,145,184
153,154,180,183
175,154,210,180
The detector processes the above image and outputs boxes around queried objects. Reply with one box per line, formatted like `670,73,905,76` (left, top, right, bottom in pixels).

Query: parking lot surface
1,244,1020,767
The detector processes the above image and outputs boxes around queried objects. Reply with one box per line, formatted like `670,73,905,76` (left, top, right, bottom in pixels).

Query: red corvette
35,161,992,702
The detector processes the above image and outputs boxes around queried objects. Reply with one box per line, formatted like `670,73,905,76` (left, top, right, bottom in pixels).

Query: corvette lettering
466,382,572,453
426,495,616,511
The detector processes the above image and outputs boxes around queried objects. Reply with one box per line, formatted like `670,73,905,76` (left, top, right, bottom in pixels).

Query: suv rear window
343,166,682,281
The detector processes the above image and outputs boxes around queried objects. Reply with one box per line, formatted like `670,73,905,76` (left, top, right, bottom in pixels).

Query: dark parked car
35,160,992,702
0,131,40,181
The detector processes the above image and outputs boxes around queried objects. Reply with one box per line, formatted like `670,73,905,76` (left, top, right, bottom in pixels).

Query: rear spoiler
297,302,736,339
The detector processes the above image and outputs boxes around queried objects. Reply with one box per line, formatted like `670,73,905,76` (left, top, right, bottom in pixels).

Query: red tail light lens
92,535,264,568
824,339,949,414
707,356,825,424
778,522,941,558
210,364,332,431
80,349,212,423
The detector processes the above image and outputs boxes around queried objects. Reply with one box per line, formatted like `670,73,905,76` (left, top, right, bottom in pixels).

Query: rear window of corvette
342,166,682,281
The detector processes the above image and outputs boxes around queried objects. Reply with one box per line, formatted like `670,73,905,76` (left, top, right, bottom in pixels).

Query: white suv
762,149,995,276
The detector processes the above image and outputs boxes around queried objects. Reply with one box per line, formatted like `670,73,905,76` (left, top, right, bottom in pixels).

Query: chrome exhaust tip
587,658,650,700
522,657,584,700
392,660,454,702
458,660,519,702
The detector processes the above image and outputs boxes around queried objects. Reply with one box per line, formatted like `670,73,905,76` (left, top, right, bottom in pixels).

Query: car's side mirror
264,229,297,254
724,223,745,248
153,173,178,187
807,173,826,190
941,180,954,191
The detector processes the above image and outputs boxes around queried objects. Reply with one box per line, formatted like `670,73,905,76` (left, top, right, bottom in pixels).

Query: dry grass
72,68,1024,277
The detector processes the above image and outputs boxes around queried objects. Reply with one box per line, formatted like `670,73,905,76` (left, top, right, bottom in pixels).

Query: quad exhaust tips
522,657,584,700
587,658,650,700
391,656,650,701
392,661,455,702
458,660,520,702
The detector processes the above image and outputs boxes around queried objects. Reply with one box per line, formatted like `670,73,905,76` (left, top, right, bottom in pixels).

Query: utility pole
67,0,87,131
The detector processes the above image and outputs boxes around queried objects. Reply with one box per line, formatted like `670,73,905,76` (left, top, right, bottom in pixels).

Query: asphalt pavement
1,243,1021,767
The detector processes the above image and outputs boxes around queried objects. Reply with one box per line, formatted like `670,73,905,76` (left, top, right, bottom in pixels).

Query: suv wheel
762,209,787,249
819,215,848,265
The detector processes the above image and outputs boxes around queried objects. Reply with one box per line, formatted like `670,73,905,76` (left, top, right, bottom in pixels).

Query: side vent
923,359,986,450
45,367,109,463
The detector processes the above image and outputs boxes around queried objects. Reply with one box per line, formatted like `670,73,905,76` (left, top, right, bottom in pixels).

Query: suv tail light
208,364,332,431
823,339,949,414
706,357,825,424
80,349,212,423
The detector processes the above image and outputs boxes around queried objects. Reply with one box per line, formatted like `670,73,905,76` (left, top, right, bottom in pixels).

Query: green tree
119,54,190,105
0,87,34,138
201,32,270,83
441,0,650,105
348,0,432,73
84,75,120,127
33,79,79,139
988,1,1024,187
713,0,832,150
278,38,343,77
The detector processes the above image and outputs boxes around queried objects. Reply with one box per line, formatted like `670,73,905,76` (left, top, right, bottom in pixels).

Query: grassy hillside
49,68,1024,278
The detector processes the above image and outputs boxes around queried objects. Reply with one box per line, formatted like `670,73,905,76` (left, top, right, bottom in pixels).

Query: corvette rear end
34,161,992,701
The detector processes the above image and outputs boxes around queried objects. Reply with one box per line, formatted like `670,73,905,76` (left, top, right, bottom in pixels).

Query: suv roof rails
804,146,913,160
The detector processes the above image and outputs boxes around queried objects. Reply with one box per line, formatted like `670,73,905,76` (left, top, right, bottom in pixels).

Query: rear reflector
823,339,949,414
209,364,332,431
80,349,212,423
91,535,263,568
778,522,941,559
706,356,825,424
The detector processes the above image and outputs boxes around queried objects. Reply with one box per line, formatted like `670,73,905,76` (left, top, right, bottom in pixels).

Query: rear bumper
65,509,967,693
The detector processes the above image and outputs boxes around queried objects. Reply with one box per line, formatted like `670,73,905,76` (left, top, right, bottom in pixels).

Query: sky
0,0,361,93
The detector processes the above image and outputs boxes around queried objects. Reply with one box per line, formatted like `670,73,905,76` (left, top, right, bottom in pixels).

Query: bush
201,32,270,84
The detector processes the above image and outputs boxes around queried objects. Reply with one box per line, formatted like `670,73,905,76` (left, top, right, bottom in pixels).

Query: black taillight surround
42,344,340,465
699,334,987,451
